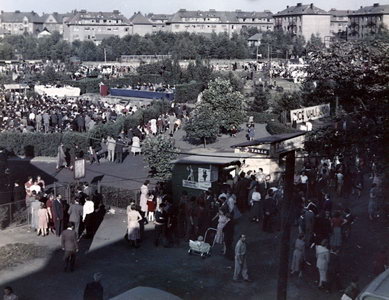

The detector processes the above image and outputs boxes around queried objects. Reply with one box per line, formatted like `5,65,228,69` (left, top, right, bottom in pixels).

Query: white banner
290,103,330,124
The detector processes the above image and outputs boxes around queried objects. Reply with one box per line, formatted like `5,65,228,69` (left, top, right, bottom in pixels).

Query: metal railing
0,200,28,229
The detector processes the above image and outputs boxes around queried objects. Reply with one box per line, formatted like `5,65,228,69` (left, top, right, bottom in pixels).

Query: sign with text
290,103,330,124
273,135,305,154
74,159,85,179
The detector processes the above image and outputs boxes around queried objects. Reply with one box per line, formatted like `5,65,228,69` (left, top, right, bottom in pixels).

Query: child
146,193,156,222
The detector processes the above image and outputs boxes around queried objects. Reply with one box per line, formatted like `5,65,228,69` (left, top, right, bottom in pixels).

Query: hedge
100,185,140,209
0,103,167,157
175,81,203,103
249,112,280,124
266,121,299,135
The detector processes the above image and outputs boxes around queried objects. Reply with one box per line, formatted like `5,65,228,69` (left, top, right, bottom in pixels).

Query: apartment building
328,9,349,36
63,10,131,44
348,3,389,39
273,3,331,42
40,12,74,35
128,12,153,36
147,14,173,32
166,9,273,36
0,10,41,36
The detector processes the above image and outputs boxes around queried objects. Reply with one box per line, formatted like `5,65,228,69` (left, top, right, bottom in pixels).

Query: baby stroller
188,228,216,258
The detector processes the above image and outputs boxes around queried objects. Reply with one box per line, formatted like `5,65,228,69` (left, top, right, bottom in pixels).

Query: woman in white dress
291,233,305,277
316,239,330,288
131,136,141,155
127,204,142,248
212,209,230,254
150,118,157,135
139,180,150,214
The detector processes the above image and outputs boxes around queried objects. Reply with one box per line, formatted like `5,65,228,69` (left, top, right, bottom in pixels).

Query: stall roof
3,83,29,90
172,152,255,165
231,132,305,148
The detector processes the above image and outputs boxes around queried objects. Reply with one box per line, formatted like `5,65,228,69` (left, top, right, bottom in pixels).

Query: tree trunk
203,137,206,148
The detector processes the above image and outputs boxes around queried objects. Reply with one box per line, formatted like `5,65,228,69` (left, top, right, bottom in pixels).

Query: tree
184,104,219,147
272,91,302,115
306,34,324,52
201,78,245,132
142,135,179,180
251,85,270,112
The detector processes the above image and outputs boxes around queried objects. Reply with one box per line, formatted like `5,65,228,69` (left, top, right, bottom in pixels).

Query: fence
0,200,28,229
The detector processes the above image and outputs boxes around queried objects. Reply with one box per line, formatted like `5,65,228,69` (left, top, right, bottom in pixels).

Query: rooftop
172,152,255,165
66,10,130,25
0,11,42,23
349,3,389,15
129,12,152,25
231,132,305,148
168,9,273,24
275,3,329,16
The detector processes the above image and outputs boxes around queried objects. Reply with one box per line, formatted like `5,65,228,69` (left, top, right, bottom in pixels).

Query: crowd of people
0,91,145,133
24,177,105,271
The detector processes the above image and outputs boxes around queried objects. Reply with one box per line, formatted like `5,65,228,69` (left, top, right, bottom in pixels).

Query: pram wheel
201,253,206,259
188,249,192,255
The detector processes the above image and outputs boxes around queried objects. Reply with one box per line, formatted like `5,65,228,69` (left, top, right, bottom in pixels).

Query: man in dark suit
68,199,83,238
235,172,250,213
262,189,277,233
61,222,78,272
53,195,64,236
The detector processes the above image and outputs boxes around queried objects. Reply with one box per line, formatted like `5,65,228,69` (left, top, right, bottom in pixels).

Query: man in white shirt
30,181,42,194
83,197,95,239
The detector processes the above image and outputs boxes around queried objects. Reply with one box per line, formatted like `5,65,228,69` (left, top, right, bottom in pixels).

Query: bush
266,121,299,135
175,81,203,103
249,112,279,124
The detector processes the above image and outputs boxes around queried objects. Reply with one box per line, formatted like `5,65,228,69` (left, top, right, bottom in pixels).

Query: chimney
297,3,302,7
310,3,313,9
287,5,289,8
113,10,119,14
15,10,20,13
373,3,379,7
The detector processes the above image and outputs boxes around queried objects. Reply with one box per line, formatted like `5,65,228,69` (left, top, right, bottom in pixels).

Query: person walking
53,195,64,236
82,197,95,239
3,286,18,300
83,273,104,300
154,203,167,247
250,185,262,223
262,189,277,233
68,199,83,238
139,180,149,216
61,222,79,272
115,137,124,163
290,233,305,278
106,136,116,162
213,209,230,254
56,143,66,170
233,234,251,282
126,204,142,248
316,239,330,288
30,195,41,231
330,211,345,250
37,202,49,236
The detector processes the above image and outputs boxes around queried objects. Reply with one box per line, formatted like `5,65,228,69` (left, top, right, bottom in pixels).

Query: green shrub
100,185,139,209
249,112,280,124
266,121,299,135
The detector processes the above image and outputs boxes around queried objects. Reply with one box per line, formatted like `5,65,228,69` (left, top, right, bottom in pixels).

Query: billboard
290,103,330,124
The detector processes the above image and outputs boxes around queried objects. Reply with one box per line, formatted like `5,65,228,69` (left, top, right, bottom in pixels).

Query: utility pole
104,48,107,64
277,150,296,300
